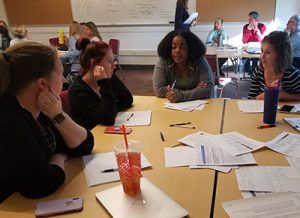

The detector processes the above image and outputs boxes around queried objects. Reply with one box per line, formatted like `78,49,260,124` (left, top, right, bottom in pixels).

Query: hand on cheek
94,65,108,80
38,89,62,119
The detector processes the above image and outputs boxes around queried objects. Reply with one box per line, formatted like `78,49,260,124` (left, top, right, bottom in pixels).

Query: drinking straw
122,124,129,150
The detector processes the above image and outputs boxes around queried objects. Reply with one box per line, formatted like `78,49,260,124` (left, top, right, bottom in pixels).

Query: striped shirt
248,65,300,99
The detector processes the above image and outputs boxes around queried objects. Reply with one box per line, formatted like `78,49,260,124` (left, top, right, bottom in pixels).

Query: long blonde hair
69,21,81,37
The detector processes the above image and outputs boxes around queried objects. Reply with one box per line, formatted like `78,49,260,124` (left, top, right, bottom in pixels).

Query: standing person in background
174,0,196,30
153,30,214,102
248,31,300,101
285,15,300,68
60,21,82,81
0,42,94,202
206,17,228,76
10,25,29,47
242,11,266,76
68,38,133,129
0,20,11,51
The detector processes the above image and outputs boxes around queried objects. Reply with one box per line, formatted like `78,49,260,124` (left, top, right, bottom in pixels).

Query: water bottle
217,33,221,47
58,29,64,45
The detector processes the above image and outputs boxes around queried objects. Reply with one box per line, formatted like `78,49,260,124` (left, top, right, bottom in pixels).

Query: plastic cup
113,140,142,196
263,86,279,124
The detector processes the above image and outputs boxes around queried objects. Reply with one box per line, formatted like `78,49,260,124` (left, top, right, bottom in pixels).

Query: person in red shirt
242,11,267,76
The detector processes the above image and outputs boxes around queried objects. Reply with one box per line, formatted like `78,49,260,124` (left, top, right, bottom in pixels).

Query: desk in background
0,96,225,218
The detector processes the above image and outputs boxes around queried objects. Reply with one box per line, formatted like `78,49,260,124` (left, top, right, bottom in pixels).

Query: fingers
198,81,208,88
94,65,108,80
166,85,171,92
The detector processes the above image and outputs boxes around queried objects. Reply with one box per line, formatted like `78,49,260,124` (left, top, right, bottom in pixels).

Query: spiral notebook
95,178,188,218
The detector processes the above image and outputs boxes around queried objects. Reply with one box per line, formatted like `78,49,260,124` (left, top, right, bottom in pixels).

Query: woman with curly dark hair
153,30,214,102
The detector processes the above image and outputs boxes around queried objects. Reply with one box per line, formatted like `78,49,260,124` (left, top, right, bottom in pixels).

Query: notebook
95,177,189,218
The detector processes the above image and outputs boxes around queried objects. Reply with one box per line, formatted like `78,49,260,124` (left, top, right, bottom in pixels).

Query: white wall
1,0,300,65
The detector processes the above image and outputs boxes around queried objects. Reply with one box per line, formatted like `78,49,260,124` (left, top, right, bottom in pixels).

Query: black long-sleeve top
68,74,133,129
174,3,190,30
0,95,94,203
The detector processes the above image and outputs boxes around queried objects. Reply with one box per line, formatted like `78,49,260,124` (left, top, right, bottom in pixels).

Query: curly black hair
157,30,206,65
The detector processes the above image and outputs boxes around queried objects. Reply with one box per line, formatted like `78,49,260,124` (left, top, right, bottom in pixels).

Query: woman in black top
175,0,195,30
68,38,133,129
0,42,94,202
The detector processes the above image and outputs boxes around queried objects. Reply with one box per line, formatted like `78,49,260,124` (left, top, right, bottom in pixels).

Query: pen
171,125,196,129
160,132,165,142
169,122,191,127
101,168,118,173
171,80,177,90
126,113,134,121
257,124,276,129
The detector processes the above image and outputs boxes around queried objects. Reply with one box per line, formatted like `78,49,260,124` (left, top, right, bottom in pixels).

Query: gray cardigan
153,57,214,102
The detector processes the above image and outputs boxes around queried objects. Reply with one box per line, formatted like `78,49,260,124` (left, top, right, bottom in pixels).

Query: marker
169,122,191,127
160,132,165,142
257,124,276,129
171,80,177,90
101,168,118,173
126,113,134,121
172,125,196,129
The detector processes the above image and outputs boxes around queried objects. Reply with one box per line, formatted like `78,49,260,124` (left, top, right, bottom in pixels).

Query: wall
0,0,7,22
1,0,300,65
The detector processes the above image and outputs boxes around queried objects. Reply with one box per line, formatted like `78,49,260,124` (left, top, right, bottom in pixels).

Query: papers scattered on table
183,12,198,24
222,192,300,218
283,117,300,132
266,132,300,158
164,100,207,112
236,166,300,193
114,111,151,126
82,152,151,187
238,100,264,113
95,177,189,218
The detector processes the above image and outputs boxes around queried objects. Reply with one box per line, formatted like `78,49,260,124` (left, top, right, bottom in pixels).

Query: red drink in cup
114,140,142,196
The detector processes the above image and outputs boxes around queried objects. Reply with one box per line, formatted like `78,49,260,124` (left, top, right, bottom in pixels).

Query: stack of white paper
114,111,151,126
238,100,264,113
164,100,207,112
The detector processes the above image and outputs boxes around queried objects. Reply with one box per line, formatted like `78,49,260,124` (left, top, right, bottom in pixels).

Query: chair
49,37,68,51
109,39,125,80
205,54,238,98
59,90,71,115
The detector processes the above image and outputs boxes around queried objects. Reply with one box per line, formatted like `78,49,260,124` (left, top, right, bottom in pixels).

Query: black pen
169,122,191,127
101,168,118,173
172,125,196,129
160,132,165,142
126,113,134,121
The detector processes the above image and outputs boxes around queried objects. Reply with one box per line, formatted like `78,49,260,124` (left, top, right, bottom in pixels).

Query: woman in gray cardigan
153,30,214,102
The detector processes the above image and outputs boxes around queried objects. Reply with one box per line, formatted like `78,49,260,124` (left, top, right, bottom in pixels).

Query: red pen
257,124,276,129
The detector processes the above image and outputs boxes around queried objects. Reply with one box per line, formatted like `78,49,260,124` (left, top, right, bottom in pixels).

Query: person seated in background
60,21,82,82
206,17,228,76
285,14,300,68
242,11,267,76
80,22,102,42
0,42,94,202
10,25,29,47
68,38,133,129
248,31,300,101
0,20,11,51
153,30,214,103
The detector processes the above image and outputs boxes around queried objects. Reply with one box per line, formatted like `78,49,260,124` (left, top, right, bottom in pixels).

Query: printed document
238,100,264,113
222,192,300,218
236,166,300,192
266,132,300,157
183,12,198,24
164,99,207,112
114,111,151,126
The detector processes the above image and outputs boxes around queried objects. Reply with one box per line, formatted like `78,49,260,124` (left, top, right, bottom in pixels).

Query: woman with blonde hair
10,25,29,46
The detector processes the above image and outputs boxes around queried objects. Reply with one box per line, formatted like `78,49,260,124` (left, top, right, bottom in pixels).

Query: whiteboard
70,0,176,25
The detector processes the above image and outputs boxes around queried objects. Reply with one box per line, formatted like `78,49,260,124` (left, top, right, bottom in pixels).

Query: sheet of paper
236,166,300,192
238,100,264,113
189,165,233,173
164,100,207,112
222,192,300,218
114,111,151,126
164,147,195,167
283,118,300,132
195,145,256,166
217,132,265,156
286,157,300,176
183,12,198,24
178,131,214,148
266,132,300,158
82,152,151,187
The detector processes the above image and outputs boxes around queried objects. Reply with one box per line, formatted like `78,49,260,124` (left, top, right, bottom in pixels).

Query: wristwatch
52,112,66,124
